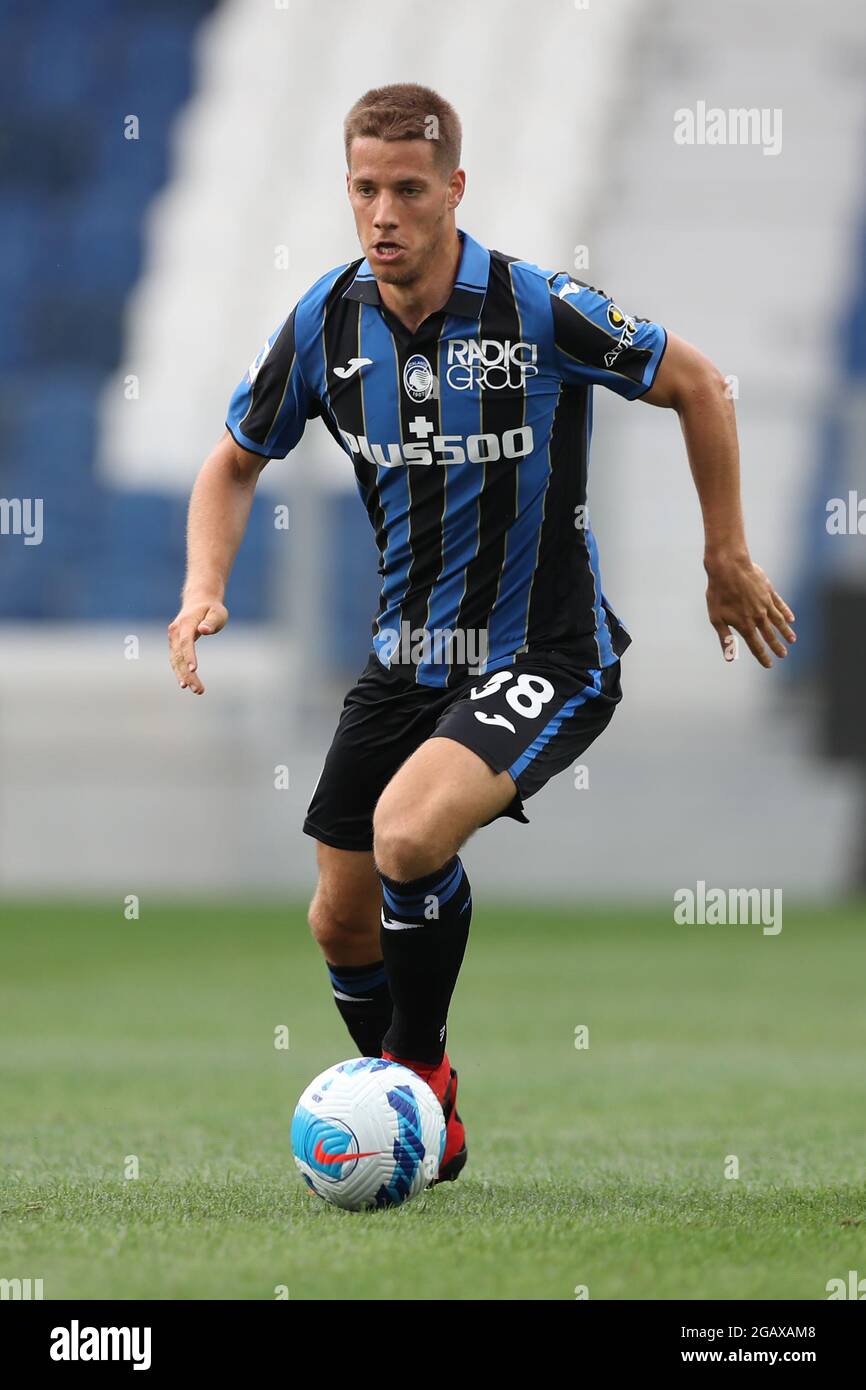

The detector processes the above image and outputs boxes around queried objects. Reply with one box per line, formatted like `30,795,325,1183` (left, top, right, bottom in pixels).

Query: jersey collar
341,228,489,318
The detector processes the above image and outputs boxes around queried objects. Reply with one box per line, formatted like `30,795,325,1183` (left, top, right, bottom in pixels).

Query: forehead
348,136,440,182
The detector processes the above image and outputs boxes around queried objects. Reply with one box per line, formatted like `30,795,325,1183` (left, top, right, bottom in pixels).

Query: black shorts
303,650,623,852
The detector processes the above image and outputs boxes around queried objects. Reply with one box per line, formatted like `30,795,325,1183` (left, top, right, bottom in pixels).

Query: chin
370,258,420,288
377,269,417,287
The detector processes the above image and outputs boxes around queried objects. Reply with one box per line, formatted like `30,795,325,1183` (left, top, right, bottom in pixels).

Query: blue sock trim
381,859,464,917
327,961,388,994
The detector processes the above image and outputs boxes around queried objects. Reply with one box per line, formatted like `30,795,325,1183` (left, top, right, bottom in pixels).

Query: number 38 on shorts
427,652,623,805
469,670,556,734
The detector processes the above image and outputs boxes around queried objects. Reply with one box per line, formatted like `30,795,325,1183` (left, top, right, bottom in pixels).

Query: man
168,83,796,1186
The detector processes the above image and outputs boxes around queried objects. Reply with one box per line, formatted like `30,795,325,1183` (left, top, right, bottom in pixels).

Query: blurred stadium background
1,0,865,904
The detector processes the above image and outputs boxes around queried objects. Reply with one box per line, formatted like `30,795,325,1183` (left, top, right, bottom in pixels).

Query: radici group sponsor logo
445,338,538,390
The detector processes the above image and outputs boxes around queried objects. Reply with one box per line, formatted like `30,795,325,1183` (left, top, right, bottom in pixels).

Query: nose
372,193,399,231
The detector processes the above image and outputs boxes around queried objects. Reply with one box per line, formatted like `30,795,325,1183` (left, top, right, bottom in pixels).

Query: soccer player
168,83,796,1185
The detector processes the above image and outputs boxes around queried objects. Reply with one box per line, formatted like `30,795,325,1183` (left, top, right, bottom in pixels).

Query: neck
377,226,462,334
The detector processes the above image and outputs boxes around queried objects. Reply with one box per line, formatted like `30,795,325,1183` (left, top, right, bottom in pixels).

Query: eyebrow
351,174,430,186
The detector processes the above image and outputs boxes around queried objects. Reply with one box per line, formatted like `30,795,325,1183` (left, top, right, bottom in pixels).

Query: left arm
642,332,796,667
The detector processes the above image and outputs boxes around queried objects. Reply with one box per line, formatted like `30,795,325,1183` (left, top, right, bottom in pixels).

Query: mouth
371,240,405,262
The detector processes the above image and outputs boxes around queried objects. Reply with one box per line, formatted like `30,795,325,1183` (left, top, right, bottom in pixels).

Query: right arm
168,429,268,694
170,290,323,691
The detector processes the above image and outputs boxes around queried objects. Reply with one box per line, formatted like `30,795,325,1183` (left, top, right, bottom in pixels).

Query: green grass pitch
1,899,864,1300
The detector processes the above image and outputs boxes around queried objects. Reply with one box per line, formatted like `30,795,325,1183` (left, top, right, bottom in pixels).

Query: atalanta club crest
403,353,434,402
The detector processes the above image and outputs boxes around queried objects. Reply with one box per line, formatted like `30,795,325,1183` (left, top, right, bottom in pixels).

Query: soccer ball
291,1057,446,1210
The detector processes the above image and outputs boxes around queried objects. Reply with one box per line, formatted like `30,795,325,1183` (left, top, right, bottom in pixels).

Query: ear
448,167,466,210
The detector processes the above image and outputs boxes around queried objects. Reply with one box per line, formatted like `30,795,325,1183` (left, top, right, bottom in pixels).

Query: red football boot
382,1049,467,1183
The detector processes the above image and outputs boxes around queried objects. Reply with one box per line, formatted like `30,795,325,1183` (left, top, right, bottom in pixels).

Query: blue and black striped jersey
226,227,667,686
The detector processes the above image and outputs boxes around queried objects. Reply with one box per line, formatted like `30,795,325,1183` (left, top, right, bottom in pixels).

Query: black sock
379,855,472,1066
326,959,393,1058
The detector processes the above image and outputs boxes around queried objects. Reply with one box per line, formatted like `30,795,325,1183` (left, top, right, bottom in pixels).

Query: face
346,136,465,286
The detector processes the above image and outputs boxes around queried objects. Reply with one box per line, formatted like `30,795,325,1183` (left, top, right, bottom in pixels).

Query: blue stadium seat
0,0,226,622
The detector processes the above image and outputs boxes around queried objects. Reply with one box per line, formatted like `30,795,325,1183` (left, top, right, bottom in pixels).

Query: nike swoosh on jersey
333,357,373,378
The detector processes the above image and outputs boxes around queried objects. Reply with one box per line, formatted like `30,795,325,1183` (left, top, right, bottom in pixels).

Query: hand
167,598,228,694
705,555,796,668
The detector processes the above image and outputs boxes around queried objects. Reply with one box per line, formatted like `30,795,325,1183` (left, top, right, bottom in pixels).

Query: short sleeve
548,271,667,399
225,305,319,459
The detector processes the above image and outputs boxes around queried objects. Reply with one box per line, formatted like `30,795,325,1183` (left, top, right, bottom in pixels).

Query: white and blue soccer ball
291,1057,446,1210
